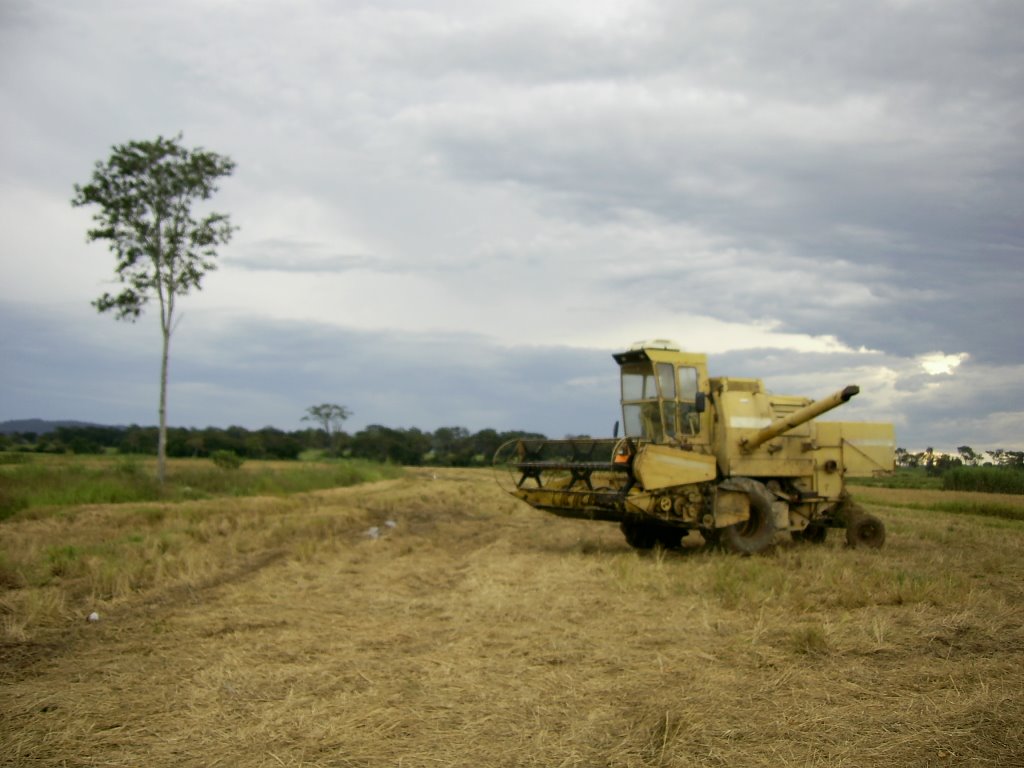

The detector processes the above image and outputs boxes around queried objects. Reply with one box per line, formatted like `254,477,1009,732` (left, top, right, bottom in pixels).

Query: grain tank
493,340,894,554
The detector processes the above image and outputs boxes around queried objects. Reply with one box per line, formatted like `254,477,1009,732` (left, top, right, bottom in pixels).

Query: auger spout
740,385,860,451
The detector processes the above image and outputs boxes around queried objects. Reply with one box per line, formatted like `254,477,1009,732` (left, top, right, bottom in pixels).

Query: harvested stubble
2,469,1024,767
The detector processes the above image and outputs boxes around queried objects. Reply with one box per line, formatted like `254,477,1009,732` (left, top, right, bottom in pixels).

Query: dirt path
3,469,1024,766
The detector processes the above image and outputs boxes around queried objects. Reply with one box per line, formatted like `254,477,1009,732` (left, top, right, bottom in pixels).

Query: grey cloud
410,92,1021,363
373,1,1023,365
0,302,158,425
4,301,1020,451
2,1,1022,452
226,240,381,274
0,302,619,436
177,316,622,435
709,345,1024,449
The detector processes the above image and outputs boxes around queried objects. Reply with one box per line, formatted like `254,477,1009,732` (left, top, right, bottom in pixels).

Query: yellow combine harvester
494,340,894,554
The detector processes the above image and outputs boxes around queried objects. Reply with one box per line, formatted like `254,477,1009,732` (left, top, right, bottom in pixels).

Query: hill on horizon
0,419,111,435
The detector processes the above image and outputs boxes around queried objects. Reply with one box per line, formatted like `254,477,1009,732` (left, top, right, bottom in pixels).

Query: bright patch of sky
919,353,969,376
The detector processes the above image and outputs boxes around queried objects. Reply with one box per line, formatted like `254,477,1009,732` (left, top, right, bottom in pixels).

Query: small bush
46,545,82,579
116,458,145,477
211,450,244,470
790,624,832,655
0,553,27,589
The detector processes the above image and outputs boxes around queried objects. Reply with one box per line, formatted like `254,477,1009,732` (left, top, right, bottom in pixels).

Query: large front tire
719,480,778,555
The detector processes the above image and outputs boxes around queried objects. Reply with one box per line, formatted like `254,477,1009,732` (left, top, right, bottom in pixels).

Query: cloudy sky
1,0,1022,451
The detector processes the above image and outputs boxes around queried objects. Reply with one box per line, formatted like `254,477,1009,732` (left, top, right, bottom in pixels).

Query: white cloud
918,352,969,376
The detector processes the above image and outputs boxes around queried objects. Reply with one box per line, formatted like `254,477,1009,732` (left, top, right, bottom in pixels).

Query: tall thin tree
72,134,236,484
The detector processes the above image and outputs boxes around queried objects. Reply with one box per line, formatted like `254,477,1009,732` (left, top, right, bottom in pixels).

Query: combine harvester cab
494,340,895,554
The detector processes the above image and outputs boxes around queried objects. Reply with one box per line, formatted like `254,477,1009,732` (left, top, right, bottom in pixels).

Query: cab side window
621,363,663,440
677,367,700,435
657,363,677,438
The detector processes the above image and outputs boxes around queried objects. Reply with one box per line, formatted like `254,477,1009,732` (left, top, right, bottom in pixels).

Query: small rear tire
846,513,886,549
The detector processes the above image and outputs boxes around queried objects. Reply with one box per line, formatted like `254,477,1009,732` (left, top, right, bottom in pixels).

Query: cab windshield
621,362,701,441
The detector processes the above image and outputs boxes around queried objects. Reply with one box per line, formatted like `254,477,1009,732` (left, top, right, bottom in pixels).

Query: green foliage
302,403,352,457
303,404,351,433
0,456,401,519
986,449,1024,468
346,425,546,466
0,461,161,518
928,500,1024,521
72,133,236,485
211,450,244,470
46,545,83,578
895,446,962,474
866,497,1024,522
5,423,548,468
846,468,944,490
0,552,26,589
851,465,1024,500
5,424,302,460
55,425,125,454
72,134,236,323
944,466,1024,495
351,424,432,465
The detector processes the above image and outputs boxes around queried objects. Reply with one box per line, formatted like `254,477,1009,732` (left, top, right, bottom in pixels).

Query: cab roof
613,340,707,367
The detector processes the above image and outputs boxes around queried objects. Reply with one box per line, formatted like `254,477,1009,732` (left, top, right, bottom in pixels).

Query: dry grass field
3,468,1024,767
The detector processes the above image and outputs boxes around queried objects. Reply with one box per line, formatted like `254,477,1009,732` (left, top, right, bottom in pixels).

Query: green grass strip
868,499,1024,523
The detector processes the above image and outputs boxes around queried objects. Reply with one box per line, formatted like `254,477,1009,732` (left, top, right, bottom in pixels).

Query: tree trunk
157,325,170,486
155,216,171,488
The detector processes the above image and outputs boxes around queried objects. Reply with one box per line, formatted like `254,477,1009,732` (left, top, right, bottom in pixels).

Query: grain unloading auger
493,340,895,554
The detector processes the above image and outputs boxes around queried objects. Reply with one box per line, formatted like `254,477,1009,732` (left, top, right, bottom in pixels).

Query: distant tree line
0,424,546,467
3,427,1021,473
895,446,1024,474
